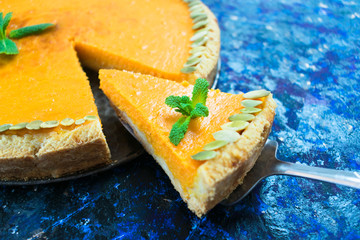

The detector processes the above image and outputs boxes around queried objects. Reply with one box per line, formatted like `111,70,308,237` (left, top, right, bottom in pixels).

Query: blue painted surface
1,0,360,239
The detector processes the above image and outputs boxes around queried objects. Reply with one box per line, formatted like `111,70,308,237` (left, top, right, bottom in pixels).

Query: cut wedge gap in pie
100,69,276,217
0,0,220,180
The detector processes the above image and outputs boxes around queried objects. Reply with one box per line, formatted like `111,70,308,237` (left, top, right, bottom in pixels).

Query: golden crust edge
186,3,221,86
0,120,111,181
189,94,277,217
109,94,276,218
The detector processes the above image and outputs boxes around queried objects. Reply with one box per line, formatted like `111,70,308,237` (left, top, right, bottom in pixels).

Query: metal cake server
222,140,360,206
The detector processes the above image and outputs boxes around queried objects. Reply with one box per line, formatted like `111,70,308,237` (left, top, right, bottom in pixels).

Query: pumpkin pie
0,0,220,180
100,69,276,217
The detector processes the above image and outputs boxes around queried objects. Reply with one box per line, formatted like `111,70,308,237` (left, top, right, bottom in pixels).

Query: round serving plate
0,61,221,185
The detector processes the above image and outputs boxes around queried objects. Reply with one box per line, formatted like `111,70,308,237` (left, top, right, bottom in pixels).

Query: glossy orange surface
100,70,244,190
0,0,194,127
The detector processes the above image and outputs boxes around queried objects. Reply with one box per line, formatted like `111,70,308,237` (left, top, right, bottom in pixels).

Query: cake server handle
274,160,360,189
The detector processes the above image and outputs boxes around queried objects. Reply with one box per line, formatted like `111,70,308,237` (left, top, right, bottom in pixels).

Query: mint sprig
165,78,209,146
0,12,54,55
0,12,18,55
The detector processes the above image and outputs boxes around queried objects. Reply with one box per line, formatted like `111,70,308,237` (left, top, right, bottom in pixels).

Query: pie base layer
0,121,110,181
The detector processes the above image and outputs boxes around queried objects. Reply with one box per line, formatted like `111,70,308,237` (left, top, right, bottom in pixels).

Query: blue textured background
1,0,360,239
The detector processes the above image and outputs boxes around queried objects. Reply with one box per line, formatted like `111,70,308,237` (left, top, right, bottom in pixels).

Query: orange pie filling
0,0,202,135
0,35,98,135
99,70,264,192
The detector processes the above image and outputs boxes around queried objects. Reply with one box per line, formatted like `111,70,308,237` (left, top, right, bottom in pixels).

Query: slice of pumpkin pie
100,69,276,217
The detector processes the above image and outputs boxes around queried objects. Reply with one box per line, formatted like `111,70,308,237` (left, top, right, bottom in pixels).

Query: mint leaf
0,13,5,40
175,108,189,116
179,103,193,115
165,95,191,108
2,12,12,33
166,96,192,116
190,103,209,118
191,78,209,107
169,116,191,146
9,23,54,39
0,38,18,54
